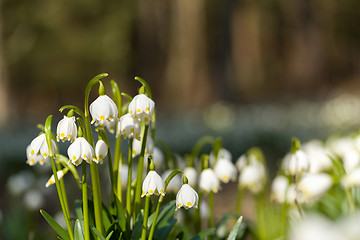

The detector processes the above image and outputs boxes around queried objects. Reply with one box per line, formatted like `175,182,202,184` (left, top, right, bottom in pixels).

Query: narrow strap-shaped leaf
74,219,84,240
91,226,106,240
40,210,71,240
115,194,127,232
105,231,114,240
190,228,215,240
227,216,243,240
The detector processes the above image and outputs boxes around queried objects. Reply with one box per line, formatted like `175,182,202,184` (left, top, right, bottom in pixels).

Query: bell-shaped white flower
67,137,95,166
303,140,332,173
184,167,197,187
90,95,118,126
238,162,266,194
214,158,237,183
199,169,220,194
94,140,108,164
116,113,141,140
298,173,333,201
45,169,67,187
162,169,182,192
141,170,165,197
56,116,77,143
28,133,57,159
341,167,360,189
128,94,155,125
287,150,310,175
132,135,154,157
271,175,289,203
26,145,48,166
176,184,199,210
209,148,232,165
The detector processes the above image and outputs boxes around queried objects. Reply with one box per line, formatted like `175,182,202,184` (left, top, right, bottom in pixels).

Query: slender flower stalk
141,195,151,240
126,138,133,229
82,162,90,240
44,116,74,240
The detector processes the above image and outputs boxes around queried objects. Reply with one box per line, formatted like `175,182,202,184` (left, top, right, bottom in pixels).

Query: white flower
342,149,360,173
298,173,333,201
184,167,197,187
128,94,155,125
45,169,67,187
116,113,140,140
214,158,237,183
141,170,165,197
302,140,332,173
28,133,57,159
90,95,118,126
162,169,182,192
209,148,232,164
176,184,199,210
56,116,77,143
132,135,154,157
199,169,220,194
67,137,95,166
238,162,266,194
235,154,247,171
94,140,108,164
103,118,117,134
287,150,310,175
26,145,48,166
271,175,289,203
23,189,44,210
341,167,360,189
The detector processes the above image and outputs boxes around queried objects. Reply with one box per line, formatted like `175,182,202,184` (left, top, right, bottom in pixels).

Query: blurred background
0,0,360,239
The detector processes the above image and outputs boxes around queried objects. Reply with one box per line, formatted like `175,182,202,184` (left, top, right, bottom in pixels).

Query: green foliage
40,210,70,240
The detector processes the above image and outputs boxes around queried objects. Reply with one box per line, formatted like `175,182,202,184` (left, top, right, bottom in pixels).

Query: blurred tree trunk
0,9,9,127
164,0,211,108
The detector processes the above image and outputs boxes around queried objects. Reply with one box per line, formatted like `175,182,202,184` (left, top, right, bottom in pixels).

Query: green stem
107,146,115,201
148,195,163,240
134,125,150,218
114,136,122,202
90,163,104,235
195,191,202,233
235,187,244,214
82,163,90,240
345,188,355,213
141,196,151,240
126,138,134,229
208,191,214,228
280,202,289,238
57,161,70,222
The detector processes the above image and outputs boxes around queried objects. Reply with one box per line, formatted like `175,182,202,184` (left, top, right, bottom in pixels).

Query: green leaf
190,228,215,240
227,216,243,240
105,231,114,240
131,210,144,240
110,80,122,117
74,219,84,240
148,200,177,240
40,210,70,240
91,226,106,240
114,194,127,232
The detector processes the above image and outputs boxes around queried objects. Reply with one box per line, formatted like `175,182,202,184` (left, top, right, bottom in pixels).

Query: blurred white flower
67,137,95,166
302,140,332,173
342,149,360,174
46,169,68,187
238,161,266,194
7,171,35,196
271,175,289,203
184,167,197,187
132,135,154,158
28,133,57,159
209,148,232,164
162,169,182,192
235,154,247,171
176,184,199,210
94,140,108,164
116,113,141,140
199,169,220,194
90,95,118,126
298,173,333,201
141,170,165,197
341,167,360,189
128,94,155,125
56,116,77,143
287,150,310,175
23,189,44,210
214,158,237,183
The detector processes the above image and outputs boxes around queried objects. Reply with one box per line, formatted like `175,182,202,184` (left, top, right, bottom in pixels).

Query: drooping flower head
90,95,118,126
238,161,266,194
271,175,289,203
94,139,108,164
184,167,198,187
128,94,155,125
199,168,220,194
28,133,57,161
176,184,199,210
116,113,141,140
26,145,48,166
132,135,154,157
214,158,237,183
67,137,95,166
298,173,333,201
141,170,165,197
56,116,77,143
46,169,68,187
287,150,310,176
